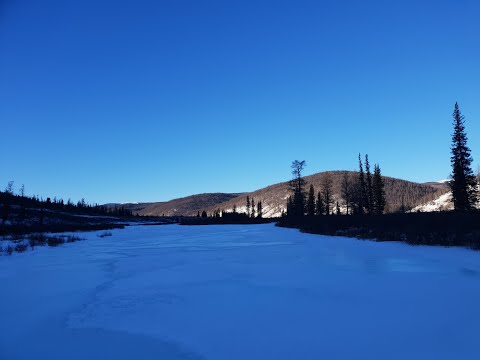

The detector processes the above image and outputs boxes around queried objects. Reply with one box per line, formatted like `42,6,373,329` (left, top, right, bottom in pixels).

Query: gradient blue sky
1,0,479,204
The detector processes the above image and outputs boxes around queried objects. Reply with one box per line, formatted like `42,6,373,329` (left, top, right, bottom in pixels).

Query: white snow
410,192,454,212
411,187,480,212
225,204,286,218
2,224,480,359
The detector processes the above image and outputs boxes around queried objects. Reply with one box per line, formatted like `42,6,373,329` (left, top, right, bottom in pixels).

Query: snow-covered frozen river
1,224,480,359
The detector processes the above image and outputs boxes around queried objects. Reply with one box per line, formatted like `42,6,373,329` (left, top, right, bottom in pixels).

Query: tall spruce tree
365,154,374,214
307,184,316,216
286,196,293,216
356,154,366,215
257,201,263,218
341,172,352,215
450,102,478,211
251,198,256,218
246,196,251,217
316,191,324,215
288,160,306,216
321,173,333,216
372,164,386,214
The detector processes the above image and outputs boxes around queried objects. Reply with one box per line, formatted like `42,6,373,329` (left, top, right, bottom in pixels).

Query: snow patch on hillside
222,204,286,218
410,192,453,212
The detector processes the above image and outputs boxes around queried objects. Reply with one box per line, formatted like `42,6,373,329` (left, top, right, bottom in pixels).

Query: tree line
286,102,478,217
0,182,133,225
197,196,264,220
287,155,386,217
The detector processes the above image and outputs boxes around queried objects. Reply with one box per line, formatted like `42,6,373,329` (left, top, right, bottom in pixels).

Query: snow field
1,224,480,359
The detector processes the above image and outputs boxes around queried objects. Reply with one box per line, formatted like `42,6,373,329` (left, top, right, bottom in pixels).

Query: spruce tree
450,102,477,211
365,154,374,214
286,196,293,216
341,172,352,215
251,198,256,218
257,201,263,218
246,196,251,217
307,184,316,216
316,191,324,215
372,164,386,214
357,154,366,215
321,173,333,216
288,160,306,216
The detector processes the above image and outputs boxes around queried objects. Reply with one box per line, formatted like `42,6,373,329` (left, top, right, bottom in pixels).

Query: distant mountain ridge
111,171,449,218
116,193,242,217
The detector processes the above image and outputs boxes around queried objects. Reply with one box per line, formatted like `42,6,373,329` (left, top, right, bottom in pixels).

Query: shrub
65,235,84,243
97,231,112,238
14,242,28,253
9,234,24,241
28,233,47,245
47,236,65,247
5,245,14,255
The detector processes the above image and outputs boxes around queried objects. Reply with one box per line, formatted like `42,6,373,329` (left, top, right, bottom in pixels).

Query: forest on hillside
278,103,480,248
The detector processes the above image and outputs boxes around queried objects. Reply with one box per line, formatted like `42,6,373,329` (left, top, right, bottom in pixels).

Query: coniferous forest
0,184,137,236
279,103,480,249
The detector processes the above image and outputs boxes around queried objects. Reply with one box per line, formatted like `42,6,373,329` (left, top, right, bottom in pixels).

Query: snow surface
2,224,480,359
411,187,480,212
410,192,454,212
226,204,286,218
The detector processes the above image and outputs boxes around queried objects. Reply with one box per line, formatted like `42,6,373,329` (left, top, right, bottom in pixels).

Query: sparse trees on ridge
5,181,14,195
0,180,134,221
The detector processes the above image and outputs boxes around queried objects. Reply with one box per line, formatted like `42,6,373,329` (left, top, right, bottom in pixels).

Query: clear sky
1,0,479,204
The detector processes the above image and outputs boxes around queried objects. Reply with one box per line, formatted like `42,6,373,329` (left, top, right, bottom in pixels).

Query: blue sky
1,0,479,204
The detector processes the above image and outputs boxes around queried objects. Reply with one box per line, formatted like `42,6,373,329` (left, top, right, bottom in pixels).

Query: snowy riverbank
1,224,480,359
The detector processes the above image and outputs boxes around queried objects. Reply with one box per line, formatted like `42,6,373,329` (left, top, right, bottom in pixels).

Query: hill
117,172,449,218
204,171,449,217
119,193,242,217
